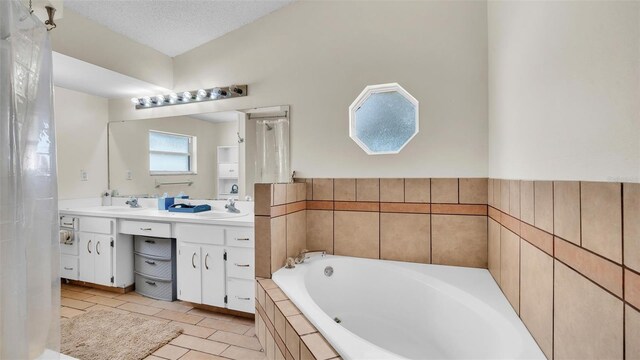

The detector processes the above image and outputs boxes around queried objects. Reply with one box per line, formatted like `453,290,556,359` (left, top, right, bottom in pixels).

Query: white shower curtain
0,0,60,358
256,118,290,184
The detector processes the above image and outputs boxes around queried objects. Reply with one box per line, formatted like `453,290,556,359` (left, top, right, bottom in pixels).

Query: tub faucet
125,197,140,208
295,249,326,264
225,198,240,213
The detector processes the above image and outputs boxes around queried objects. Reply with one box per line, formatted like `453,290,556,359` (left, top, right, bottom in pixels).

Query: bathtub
272,255,545,360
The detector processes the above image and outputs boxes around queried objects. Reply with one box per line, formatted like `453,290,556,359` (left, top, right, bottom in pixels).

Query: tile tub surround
488,179,640,359
255,279,340,360
255,178,489,278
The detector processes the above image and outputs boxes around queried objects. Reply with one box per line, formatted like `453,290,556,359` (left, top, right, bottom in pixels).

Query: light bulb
155,95,165,104
168,93,178,103
182,91,192,101
210,88,227,98
130,97,140,105
196,89,207,99
142,96,151,106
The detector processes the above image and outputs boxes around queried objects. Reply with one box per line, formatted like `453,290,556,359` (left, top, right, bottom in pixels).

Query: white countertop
59,199,254,227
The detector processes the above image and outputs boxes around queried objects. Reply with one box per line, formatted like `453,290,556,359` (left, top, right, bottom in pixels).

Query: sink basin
195,211,246,219
91,206,148,212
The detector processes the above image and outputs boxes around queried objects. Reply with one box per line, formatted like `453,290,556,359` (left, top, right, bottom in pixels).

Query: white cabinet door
94,235,113,286
201,245,226,308
78,233,94,283
177,243,201,303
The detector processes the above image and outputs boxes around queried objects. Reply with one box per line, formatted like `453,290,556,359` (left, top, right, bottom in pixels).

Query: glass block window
349,83,419,155
149,130,196,174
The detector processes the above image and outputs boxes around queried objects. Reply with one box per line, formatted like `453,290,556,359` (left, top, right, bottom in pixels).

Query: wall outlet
126,170,133,180
80,169,88,181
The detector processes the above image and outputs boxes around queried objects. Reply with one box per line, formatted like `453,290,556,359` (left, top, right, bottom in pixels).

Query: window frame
148,130,197,176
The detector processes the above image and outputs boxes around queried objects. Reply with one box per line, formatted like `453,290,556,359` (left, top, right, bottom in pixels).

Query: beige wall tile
500,227,520,314
431,178,458,204
380,178,404,202
334,179,356,201
300,333,338,360
305,179,313,200
626,269,640,310
380,213,430,263
624,183,640,272
285,321,300,360
459,178,488,204
488,218,501,284
554,261,623,360
306,210,334,254
500,180,510,213
432,215,487,268
286,211,306,259
334,211,379,259
509,180,520,219
493,178,502,210
405,178,430,203
626,305,640,360
534,181,553,234
554,181,581,245
356,179,379,202
520,240,553,359
581,182,622,263
287,183,306,203
312,179,333,201
271,216,287,274
274,184,287,206
488,179,494,207
255,216,271,278
255,184,272,216
520,180,534,225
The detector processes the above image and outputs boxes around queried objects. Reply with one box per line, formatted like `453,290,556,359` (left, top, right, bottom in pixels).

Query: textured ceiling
64,0,293,57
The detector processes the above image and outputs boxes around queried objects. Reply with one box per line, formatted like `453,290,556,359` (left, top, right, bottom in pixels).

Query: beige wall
108,1,489,178
488,1,640,182
54,87,109,200
109,117,237,199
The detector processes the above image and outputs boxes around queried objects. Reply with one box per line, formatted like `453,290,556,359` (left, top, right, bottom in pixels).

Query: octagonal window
349,83,419,155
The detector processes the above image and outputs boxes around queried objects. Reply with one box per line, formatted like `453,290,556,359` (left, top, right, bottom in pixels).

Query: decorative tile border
255,279,340,360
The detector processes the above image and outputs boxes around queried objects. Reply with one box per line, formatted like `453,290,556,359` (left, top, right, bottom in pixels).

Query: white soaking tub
272,255,545,360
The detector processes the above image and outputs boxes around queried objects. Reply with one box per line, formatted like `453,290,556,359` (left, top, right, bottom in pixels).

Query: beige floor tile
151,299,194,313
85,304,130,315
61,297,94,310
188,308,236,321
118,302,163,315
145,355,165,360
115,292,157,305
170,321,216,338
61,289,94,300
208,330,261,351
232,316,255,327
170,334,229,355
178,350,226,360
153,344,189,360
61,283,92,292
155,309,205,325
198,317,251,335
244,326,256,337
84,295,126,307
83,288,121,298
220,345,266,360
60,306,85,318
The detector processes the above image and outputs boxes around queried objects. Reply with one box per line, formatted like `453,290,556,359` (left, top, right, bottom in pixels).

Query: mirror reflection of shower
255,115,290,183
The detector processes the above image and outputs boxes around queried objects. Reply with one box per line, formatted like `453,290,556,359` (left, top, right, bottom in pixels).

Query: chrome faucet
125,197,140,208
294,249,326,264
225,198,240,213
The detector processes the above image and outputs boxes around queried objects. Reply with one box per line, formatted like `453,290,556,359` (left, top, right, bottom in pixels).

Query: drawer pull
144,239,156,243
140,228,153,231
96,241,101,255
63,267,73,271
62,222,73,226
145,280,156,286
144,260,156,265
234,263,250,268
192,253,197,268
87,240,92,254
236,296,251,301
204,253,210,270
235,238,250,241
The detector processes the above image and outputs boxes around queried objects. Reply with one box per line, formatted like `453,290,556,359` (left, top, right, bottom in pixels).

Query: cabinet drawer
60,255,79,280
60,233,78,256
218,163,238,178
176,224,224,246
79,217,113,234
60,216,77,229
134,253,172,281
134,236,172,259
226,247,254,280
225,228,254,248
121,220,171,238
135,273,175,301
227,278,255,313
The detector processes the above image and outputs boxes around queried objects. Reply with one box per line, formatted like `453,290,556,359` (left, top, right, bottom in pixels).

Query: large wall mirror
108,106,289,200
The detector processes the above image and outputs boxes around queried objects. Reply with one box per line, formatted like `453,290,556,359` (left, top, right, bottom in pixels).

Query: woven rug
61,310,182,360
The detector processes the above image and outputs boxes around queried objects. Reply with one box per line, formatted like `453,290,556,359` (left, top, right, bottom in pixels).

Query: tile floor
60,283,265,360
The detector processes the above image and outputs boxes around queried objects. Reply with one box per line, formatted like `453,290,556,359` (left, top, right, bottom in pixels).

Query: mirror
109,111,247,200
349,83,419,155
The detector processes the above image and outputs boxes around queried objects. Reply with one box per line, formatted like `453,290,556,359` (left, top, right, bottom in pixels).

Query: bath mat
61,310,182,360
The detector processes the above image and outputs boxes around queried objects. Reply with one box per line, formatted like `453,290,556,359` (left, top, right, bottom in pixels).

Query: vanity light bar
130,85,248,110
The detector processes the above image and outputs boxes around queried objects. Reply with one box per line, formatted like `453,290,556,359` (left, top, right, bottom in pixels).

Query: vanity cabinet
78,232,113,286
176,223,255,313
